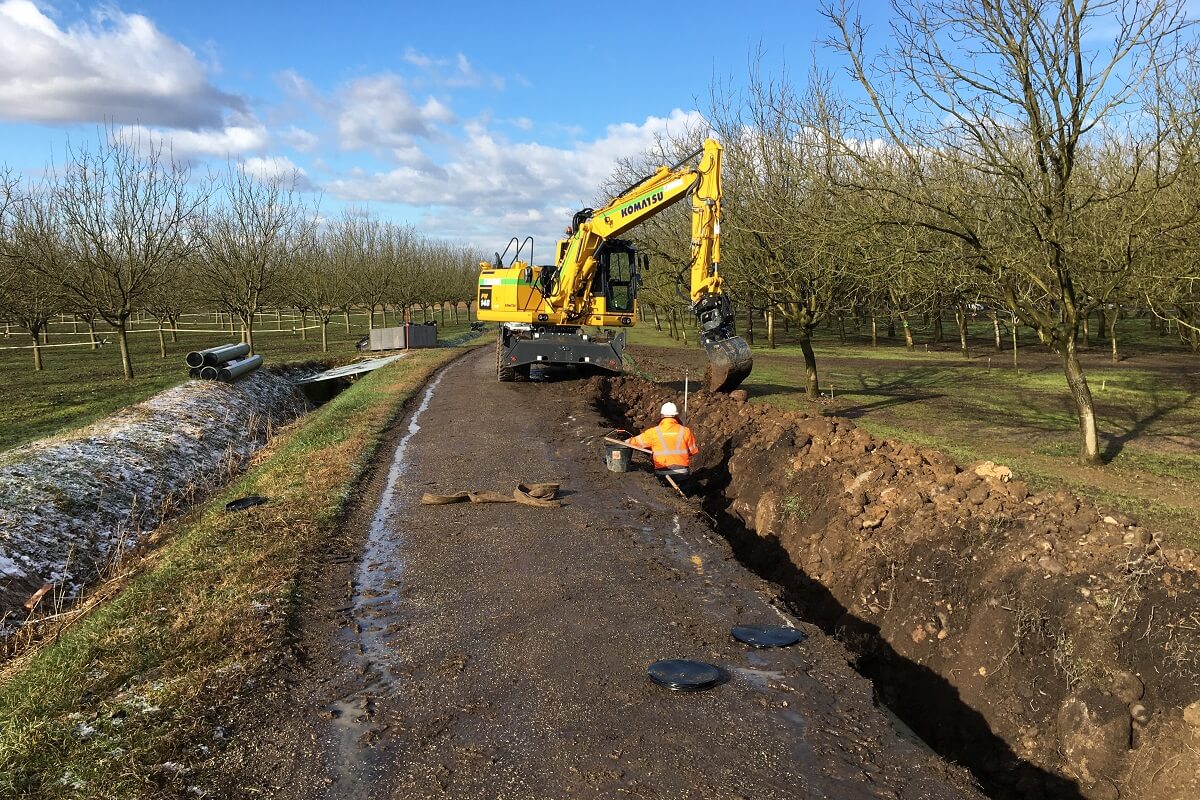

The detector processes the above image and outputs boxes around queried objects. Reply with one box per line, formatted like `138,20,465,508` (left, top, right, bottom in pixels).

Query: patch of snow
0,371,309,624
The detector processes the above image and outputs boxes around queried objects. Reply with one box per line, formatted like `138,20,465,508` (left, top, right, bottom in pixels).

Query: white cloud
168,124,269,157
327,109,707,246
402,47,438,68
116,122,269,159
0,0,242,127
241,155,306,182
335,73,454,151
279,126,319,152
400,46,503,89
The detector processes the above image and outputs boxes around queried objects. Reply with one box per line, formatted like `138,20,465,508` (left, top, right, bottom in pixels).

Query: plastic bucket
608,443,633,472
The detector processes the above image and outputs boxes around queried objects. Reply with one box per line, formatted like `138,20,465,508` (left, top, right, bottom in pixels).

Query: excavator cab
590,240,638,315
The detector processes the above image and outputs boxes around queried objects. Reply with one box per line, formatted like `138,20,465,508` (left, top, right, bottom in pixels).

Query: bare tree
825,0,1194,463
53,128,203,379
144,259,196,357
293,224,352,352
194,163,314,355
0,183,62,370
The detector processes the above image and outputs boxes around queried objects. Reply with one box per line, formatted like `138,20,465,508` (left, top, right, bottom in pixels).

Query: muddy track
206,348,984,799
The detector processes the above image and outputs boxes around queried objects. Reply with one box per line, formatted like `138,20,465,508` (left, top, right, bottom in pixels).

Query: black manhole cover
647,659,722,692
731,624,806,648
225,496,269,512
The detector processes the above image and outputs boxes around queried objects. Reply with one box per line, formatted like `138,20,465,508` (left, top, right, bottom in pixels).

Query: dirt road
212,348,983,799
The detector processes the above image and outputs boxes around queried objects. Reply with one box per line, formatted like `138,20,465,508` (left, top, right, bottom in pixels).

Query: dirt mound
589,376,1200,800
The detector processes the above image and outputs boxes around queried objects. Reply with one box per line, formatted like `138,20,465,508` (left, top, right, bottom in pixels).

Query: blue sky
0,1,860,247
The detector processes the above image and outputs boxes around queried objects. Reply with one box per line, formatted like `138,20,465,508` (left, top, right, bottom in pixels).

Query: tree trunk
440,303,446,326
157,324,166,359
745,307,754,346
300,309,308,341
767,308,775,349
887,317,896,338
900,314,914,350
1061,334,1101,465
321,319,328,353
117,319,134,380
72,315,79,334
276,310,282,331
454,304,460,325
170,316,179,343
344,309,352,334
652,305,662,331
956,303,969,359
870,315,878,348
88,318,98,350
1082,312,1090,349
932,310,944,344
367,305,375,331
246,320,256,355
1109,309,1120,363
992,313,1002,351
466,301,473,322
1011,319,1019,371
837,314,846,344
798,327,820,399
31,328,43,371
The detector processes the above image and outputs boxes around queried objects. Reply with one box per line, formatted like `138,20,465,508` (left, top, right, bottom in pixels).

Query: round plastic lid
647,659,723,692
225,495,269,512
731,624,806,648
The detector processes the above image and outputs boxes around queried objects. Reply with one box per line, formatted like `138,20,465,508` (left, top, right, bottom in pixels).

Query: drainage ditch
588,375,1200,800
0,369,312,637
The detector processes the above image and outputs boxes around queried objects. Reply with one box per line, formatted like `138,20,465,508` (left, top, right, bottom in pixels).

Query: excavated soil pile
589,376,1200,800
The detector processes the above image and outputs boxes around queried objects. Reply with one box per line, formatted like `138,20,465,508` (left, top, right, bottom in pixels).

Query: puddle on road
327,369,447,794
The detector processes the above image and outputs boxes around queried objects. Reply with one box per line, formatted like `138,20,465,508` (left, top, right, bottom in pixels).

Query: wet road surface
215,348,984,799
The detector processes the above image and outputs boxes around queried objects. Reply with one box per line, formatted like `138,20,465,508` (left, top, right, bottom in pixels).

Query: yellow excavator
475,137,752,392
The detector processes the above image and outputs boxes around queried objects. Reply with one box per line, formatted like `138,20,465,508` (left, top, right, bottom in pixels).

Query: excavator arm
552,139,752,390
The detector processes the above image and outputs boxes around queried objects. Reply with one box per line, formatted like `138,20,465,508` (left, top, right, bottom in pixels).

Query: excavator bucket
703,335,753,392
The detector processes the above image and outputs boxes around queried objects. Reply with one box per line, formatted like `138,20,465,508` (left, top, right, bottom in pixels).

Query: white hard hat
661,402,679,417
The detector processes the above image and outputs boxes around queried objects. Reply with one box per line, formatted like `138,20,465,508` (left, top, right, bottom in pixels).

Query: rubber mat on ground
420,482,561,508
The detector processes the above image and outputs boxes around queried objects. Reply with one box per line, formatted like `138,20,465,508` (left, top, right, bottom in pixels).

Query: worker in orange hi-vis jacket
627,402,699,479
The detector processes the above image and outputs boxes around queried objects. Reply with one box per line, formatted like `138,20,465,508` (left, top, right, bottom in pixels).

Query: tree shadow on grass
1100,387,1200,463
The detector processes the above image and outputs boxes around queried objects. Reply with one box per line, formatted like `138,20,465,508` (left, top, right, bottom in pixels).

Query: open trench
588,375,1200,800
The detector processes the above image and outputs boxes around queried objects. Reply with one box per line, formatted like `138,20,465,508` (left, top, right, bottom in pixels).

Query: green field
623,314,1200,547
0,310,476,453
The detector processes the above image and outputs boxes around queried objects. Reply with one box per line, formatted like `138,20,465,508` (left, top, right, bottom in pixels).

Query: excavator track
703,334,753,393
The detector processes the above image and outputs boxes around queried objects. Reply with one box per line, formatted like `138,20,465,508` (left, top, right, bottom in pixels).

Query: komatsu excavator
475,137,753,392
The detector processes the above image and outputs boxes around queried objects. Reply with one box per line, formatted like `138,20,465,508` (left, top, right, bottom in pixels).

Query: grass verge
0,343,477,799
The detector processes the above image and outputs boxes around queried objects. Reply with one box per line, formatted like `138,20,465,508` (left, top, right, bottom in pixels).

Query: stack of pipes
184,343,264,382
